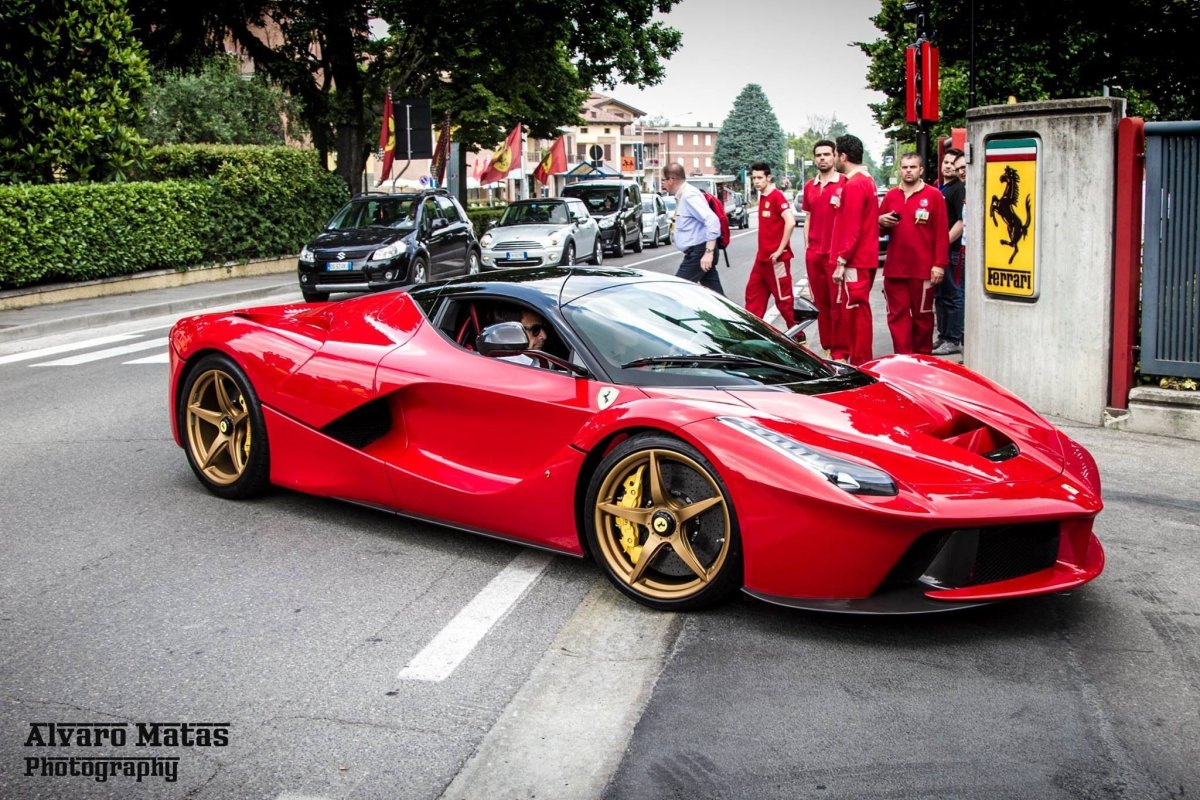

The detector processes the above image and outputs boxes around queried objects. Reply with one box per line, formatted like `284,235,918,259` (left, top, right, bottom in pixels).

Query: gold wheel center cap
651,511,675,535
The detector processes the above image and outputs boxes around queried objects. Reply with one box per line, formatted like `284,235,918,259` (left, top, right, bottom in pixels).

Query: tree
858,0,1200,144
0,0,151,183
128,0,683,194
713,84,786,178
142,55,305,145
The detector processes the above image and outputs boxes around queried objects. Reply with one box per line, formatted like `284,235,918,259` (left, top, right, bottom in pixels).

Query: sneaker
933,337,945,350
932,340,961,355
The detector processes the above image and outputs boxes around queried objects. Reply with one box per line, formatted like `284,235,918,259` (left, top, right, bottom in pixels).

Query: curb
0,257,296,311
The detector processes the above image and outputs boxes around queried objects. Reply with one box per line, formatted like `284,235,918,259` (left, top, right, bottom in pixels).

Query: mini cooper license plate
326,261,353,271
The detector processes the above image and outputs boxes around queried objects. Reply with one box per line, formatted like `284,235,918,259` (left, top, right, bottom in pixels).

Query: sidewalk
0,261,298,345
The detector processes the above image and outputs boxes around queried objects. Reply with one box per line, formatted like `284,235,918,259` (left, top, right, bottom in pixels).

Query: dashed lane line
32,337,169,366
396,550,554,683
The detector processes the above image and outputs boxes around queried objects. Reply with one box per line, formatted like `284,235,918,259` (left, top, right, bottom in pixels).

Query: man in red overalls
745,161,796,328
829,134,880,365
878,152,949,354
801,139,844,357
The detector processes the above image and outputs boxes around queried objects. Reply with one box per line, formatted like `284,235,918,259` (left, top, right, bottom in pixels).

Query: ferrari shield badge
984,136,1039,300
597,387,619,409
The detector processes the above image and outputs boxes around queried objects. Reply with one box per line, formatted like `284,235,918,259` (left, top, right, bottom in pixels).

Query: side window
421,198,442,229
435,195,461,223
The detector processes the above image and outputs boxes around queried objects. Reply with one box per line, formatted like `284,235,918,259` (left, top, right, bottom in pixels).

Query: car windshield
642,199,657,213
326,197,418,231
562,281,854,388
565,187,619,215
499,202,569,226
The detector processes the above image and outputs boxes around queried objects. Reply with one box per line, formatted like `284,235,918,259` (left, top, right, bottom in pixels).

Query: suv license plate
326,261,353,271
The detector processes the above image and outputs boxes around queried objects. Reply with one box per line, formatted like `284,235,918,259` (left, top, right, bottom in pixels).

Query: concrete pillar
964,97,1125,425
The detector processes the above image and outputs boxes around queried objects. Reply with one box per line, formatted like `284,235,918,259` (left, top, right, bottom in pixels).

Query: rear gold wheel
587,435,741,610
180,354,270,499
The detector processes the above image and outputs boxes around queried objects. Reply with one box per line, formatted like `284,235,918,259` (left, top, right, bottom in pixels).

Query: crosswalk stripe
32,337,169,366
124,352,170,365
0,334,144,365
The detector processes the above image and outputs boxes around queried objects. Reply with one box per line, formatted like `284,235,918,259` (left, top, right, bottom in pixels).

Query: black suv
561,179,644,257
297,190,481,302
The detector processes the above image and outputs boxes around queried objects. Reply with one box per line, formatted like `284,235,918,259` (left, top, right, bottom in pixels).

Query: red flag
431,111,452,186
472,151,490,181
480,124,522,185
533,135,567,185
378,91,396,183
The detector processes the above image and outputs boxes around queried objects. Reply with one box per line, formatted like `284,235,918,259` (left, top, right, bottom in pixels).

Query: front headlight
718,417,898,496
299,245,314,262
480,232,494,247
371,241,406,261
598,215,616,229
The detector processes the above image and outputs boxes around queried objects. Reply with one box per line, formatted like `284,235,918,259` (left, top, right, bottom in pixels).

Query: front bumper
298,256,412,294
482,244,561,270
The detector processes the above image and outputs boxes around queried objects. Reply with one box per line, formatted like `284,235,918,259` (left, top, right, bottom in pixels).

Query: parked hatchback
641,194,671,247
297,190,480,302
480,198,602,268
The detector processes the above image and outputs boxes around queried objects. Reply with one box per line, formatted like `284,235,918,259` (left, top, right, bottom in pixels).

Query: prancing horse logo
597,387,619,409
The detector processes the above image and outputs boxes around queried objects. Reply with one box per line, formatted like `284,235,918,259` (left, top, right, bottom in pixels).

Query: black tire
590,237,603,265
585,434,742,611
301,287,325,303
614,233,625,258
560,240,576,266
178,353,270,500
632,227,644,252
410,256,429,284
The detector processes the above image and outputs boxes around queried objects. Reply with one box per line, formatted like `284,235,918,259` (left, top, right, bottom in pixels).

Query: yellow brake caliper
615,466,645,564
240,395,251,460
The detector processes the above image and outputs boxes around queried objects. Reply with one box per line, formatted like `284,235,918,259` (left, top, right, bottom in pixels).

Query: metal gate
1141,121,1200,378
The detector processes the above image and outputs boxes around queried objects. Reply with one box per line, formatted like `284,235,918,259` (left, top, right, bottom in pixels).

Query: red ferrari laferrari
169,267,1104,613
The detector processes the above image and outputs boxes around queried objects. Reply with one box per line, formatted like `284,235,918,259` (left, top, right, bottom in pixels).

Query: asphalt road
1,223,1198,799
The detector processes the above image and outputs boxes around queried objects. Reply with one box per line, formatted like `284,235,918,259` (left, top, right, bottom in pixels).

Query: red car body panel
169,271,1105,612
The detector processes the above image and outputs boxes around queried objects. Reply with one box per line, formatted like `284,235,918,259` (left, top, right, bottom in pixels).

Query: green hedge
0,144,348,289
466,206,506,237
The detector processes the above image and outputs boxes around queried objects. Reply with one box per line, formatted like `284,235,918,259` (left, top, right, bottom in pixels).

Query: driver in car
495,306,550,367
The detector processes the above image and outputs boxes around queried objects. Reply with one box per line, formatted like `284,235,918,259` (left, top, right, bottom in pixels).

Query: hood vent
933,413,1020,463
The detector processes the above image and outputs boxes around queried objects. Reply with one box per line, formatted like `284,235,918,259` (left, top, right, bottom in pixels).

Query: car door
419,197,452,277
568,199,596,255
375,302,607,551
624,184,641,244
436,195,472,274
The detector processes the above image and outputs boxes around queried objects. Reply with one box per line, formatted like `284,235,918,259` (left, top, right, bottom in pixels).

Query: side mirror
487,219,498,229
785,296,820,341
574,214,589,225
431,217,449,231
476,322,530,357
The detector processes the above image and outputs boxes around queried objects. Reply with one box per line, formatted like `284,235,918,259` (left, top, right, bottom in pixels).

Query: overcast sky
614,0,889,160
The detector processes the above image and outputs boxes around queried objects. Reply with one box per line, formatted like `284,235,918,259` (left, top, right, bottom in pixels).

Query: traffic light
905,42,940,124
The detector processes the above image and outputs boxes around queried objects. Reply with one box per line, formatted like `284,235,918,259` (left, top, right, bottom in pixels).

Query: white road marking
397,550,554,683
32,337,169,366
438,581,681,800
621,228,755,269
124,352,170,364
0,334,143,365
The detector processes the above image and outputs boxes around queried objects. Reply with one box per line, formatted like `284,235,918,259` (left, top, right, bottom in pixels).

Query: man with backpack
745,161,796,328
661,162,725,295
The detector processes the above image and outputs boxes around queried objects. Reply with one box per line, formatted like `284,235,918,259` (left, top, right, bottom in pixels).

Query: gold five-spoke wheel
588,435,740,610
179,354,270,499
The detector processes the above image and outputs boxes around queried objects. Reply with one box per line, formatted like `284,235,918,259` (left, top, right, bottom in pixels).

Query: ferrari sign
984,137,1039,299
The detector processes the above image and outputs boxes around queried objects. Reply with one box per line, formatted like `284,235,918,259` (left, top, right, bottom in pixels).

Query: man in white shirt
661,162,724,295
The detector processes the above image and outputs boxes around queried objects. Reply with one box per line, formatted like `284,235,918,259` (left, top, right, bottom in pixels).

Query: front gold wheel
588,436,740,610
